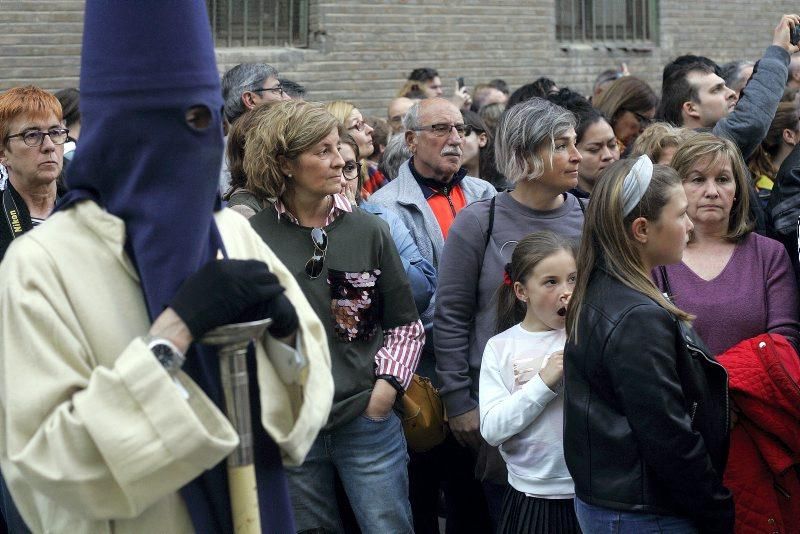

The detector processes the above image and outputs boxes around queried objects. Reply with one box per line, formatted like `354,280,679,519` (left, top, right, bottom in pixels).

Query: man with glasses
0,86,65,263
369,97,495,533
221,62,290,125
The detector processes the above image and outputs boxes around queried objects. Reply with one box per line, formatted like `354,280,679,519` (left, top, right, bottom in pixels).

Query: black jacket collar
408,157,468,199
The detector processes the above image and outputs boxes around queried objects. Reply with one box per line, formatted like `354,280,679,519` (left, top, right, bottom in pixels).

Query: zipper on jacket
440,185,457,217
686,341,729,432
689,401,698,424
774,480,791,499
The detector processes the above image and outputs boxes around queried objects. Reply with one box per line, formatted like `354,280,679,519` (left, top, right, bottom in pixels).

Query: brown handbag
400,374,448,452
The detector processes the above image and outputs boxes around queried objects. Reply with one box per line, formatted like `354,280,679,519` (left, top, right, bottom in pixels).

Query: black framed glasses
252,85,284,97
305,227,328,279
6,128,70,147
411,123,472,138
343,161,359,181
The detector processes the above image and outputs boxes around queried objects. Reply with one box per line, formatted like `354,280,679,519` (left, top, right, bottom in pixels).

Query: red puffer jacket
718,333,800,534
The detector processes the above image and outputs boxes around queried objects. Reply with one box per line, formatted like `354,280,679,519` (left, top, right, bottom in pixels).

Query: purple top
653,233,800,356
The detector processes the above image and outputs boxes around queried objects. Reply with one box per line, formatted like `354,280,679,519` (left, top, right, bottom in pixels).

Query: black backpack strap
568,191,587,215
484,195,496,248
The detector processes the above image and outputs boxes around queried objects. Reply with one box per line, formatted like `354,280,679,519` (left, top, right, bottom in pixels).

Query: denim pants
286,411,412,533
575,497,699,534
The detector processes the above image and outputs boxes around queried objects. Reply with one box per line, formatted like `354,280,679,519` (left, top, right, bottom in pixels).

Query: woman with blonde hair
593,76,658,152
629,122,690,166
654,132,799,356
326,100,385,199
564,156,734,532
245,99,425,533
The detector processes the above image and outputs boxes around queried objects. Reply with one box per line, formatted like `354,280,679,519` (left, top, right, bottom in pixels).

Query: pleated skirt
497,485,581,534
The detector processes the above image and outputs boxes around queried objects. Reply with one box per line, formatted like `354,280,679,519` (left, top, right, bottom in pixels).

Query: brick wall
0,1,795,117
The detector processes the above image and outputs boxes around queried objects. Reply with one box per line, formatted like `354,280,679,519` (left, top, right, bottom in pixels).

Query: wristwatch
146,336,186,375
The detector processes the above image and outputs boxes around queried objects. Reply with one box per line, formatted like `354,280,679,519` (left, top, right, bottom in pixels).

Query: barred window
556,0,657,44
206,0,309,48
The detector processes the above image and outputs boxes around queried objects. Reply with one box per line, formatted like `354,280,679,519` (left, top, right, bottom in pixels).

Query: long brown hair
566,159,693,342
223,103,272,199
593,76,658,129
748,101,799,180
496,231,577,333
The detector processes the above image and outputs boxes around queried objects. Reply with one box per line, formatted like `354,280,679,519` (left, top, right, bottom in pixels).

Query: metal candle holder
201,318,272,533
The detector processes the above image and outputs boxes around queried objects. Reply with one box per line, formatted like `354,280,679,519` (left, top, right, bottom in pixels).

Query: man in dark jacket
767,142,800,282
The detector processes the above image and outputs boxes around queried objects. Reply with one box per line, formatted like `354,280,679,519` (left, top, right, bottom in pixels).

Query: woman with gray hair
433,97,585,525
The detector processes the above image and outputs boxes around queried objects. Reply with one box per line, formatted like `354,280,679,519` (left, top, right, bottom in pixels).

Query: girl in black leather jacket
563,157,735,533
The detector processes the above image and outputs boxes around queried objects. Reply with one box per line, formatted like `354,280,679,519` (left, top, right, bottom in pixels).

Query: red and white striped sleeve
374,319,425,390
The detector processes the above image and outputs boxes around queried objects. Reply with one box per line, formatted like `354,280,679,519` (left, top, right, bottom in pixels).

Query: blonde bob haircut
325,101,356,126
629,122,690,164
566,158,693,341
669,132,752,242
243,100,339,200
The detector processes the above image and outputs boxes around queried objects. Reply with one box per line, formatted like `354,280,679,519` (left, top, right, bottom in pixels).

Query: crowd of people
1,1,800,533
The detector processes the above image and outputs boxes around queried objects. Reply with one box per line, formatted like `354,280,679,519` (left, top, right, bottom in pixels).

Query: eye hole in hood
186,104,212,131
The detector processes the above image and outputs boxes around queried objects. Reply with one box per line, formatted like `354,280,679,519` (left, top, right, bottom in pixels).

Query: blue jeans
286,411,412,533
575,497,699,533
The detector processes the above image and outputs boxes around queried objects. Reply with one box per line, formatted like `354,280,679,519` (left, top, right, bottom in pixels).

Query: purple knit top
653,233,800,356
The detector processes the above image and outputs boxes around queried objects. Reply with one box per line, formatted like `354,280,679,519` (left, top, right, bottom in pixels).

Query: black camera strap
2,185,33,240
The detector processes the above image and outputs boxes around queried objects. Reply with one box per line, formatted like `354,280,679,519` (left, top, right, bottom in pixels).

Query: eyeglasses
252,85,284,97
348,120,368,132
305,227,328,279
632,111,653,129
6,128,70,147
343,161,359,181
411,123,472,137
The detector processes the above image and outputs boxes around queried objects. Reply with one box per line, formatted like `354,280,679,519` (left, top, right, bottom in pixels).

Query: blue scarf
58,1,293,532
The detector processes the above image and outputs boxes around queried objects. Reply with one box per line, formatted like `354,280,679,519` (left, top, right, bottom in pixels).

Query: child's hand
539,350,564,390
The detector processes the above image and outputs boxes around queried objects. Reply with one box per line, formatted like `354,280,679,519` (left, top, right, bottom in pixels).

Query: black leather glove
170,259,298,339
258,292,299,339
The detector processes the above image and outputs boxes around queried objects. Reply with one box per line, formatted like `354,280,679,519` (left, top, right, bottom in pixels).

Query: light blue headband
621,155,654,216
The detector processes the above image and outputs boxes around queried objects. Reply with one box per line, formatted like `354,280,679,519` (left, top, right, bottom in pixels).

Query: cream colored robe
0,202,333,533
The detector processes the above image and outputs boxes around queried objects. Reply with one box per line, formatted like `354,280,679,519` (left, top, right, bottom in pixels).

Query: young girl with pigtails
478,230,581,534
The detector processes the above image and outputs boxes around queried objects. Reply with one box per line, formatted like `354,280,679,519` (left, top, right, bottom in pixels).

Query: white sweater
479,325,574,498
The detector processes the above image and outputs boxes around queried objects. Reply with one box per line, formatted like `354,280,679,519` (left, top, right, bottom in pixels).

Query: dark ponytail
495,231,578,333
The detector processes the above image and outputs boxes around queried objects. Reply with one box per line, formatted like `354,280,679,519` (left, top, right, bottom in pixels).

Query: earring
287,173,293,179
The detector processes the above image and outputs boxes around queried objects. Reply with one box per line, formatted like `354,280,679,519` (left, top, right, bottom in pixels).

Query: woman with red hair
0,85,65,261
